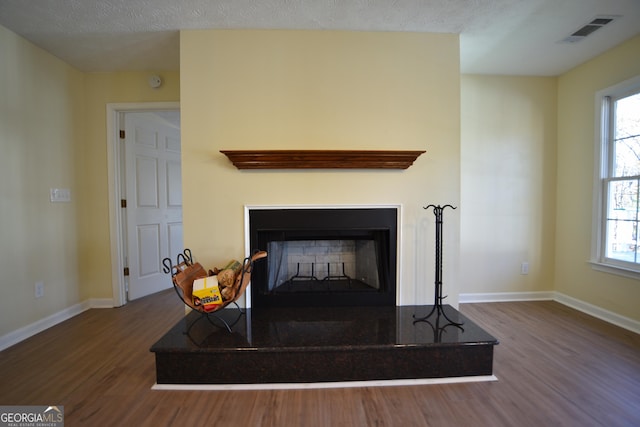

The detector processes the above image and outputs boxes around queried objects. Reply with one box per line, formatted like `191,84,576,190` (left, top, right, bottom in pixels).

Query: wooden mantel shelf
220,150,425,170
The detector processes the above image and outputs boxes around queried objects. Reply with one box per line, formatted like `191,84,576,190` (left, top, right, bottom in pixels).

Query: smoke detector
148,75,162,88
559,15,621,43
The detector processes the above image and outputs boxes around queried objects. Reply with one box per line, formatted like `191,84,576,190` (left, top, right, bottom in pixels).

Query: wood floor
0,290,638,427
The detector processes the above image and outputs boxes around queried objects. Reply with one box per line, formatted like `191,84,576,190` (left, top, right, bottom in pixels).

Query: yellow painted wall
460,75,558,295
0,22,180,337
81,71,180,299
180,30,461,306
0,25,85,336
556,35,640,321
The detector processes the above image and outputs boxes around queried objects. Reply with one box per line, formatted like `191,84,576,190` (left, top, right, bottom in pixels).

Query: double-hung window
592,76,640,277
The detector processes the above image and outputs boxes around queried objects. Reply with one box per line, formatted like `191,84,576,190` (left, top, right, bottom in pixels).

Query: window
592,76,640,277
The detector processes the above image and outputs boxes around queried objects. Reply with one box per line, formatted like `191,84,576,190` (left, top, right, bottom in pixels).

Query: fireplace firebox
249,207,397,308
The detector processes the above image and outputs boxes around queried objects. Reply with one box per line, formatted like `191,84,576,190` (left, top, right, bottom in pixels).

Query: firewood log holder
162,248,266,334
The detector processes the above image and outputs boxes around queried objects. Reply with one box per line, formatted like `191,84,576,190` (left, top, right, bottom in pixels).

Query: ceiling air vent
559,15,620,43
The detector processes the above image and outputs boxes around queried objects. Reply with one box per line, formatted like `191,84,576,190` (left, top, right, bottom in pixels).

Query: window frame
590,75,640,279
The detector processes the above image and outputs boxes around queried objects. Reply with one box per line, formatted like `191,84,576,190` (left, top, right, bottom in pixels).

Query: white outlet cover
35,281,44,298
50,188,71,202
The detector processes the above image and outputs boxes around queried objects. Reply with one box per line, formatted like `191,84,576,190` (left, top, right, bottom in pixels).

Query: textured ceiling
0,0,639,75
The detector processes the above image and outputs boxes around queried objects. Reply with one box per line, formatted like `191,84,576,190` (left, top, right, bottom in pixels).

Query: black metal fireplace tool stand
413,204,464,328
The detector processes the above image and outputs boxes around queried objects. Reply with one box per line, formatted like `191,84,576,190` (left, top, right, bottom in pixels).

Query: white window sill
588,260,640,280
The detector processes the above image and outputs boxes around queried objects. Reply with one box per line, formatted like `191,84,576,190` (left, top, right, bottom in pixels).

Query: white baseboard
152,375,498,391
0,299,114,352
553,292,640,335
460,291,640,335
459,291,555,303
88,298,116,309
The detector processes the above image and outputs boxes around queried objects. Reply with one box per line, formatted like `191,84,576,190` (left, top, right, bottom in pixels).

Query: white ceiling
0,0,639,76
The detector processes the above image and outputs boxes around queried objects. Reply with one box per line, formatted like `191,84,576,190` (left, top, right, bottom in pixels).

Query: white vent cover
559,15,621,43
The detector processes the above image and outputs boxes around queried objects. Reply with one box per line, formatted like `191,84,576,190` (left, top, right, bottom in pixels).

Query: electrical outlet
521,262,529,275
35,281,44,298
50,188,71,203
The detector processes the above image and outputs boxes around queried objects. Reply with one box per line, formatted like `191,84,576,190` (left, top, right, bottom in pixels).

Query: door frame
106,102,180,307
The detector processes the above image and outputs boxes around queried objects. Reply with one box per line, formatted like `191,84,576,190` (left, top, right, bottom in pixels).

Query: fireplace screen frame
248,206,398,308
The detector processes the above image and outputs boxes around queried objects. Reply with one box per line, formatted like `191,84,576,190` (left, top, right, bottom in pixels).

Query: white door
124,111,183,300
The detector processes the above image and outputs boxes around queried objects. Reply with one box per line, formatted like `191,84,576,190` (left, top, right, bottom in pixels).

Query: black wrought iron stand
413,204,464,327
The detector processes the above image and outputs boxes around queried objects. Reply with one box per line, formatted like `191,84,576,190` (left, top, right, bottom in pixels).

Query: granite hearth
150,305,498,385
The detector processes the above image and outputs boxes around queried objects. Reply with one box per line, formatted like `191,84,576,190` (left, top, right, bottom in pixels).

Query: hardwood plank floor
0,291,638,426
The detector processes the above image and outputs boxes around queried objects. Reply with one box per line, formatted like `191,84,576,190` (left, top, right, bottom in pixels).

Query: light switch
50,188,71,203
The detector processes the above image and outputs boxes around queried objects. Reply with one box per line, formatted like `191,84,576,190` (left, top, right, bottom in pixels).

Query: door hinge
123,267,130,277
121,199,127,208
119,130,125,139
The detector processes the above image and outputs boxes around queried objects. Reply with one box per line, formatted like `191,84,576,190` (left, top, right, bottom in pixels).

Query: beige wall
81,71,180,299
0,23,180,337
556,35,640,321
180,30,461,306
0,25,85,336
460,75,557,295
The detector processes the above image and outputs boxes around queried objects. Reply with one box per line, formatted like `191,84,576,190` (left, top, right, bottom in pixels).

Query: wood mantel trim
220,150,425,169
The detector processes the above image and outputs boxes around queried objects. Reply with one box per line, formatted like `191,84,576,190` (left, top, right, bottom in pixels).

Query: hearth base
150,305,498,385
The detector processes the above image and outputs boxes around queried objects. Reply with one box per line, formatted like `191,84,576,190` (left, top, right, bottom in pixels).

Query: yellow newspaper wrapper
192,276,223,312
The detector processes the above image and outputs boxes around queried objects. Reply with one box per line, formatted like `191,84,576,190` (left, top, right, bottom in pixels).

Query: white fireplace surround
244,204,402,309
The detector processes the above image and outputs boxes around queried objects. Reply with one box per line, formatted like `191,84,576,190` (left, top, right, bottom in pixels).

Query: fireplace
248,207,398,308
154,205,499,385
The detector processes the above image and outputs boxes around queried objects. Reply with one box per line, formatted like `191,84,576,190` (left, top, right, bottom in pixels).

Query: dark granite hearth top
150,305,498,354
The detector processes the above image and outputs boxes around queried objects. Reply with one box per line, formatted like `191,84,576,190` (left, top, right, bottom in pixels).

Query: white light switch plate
50,188,71,202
